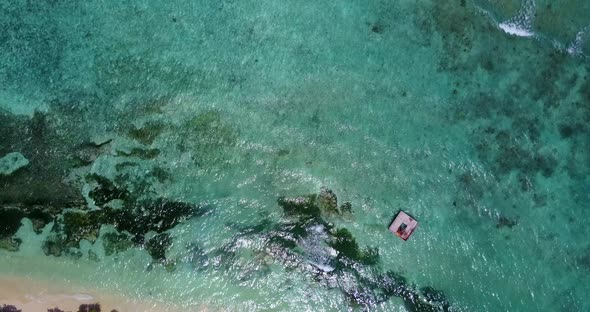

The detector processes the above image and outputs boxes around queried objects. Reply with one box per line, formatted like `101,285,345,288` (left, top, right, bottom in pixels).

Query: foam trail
498,0,536,37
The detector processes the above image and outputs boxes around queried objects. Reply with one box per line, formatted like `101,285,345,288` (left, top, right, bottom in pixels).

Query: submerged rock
63,211,102,246
329,228,379,267
0,237,21,251
318,187,338,214
0,152,29,176
42,234,64,257
340,202,353,214
403,286,452,312
102,232,133,256
0,203,64,252
278,195,321,218
179,110,238,165
145,233,172,262
0,110,87,206
116,148,161,160
217,189,455,311
0,208,26,238
127,122,165,145
43,172,203,261
53,198,200,258
86,174,131,206
278,188,351,220
185,243,210,270
496,215,518,229
72,140,112,167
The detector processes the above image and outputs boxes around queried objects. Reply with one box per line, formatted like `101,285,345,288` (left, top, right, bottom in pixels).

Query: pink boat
389,211,418,241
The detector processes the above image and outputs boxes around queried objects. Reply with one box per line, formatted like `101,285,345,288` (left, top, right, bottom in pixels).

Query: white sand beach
0,275,210,312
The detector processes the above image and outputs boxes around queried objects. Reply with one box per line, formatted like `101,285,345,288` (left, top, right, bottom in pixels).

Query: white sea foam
498,22,535,37
566,25,590,55
497,0,536,38
309,261,335,272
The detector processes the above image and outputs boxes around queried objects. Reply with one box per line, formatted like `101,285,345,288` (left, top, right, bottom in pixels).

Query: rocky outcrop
0,305,21,312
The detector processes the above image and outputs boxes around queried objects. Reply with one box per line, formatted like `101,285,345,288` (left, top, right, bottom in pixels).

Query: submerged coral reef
212,189,453,311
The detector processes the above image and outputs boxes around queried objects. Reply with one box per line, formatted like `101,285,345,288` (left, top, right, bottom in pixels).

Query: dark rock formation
209,189,454,311
77,303,101,312
0,208,26,238
145,233,172,262
42,173,204,261
278,195,321,218
318,187,338,214
0,305,21,312
102,232,133,256
329,228,379,267
86,174,131,207
0,110,86,206
0,204,60,251
71,139,112,167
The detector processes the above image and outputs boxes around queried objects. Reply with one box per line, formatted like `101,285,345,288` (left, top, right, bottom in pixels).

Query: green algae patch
187,111,237,146
42,230,64,257
102,232,133,256
0,237,21,252
63,211,102,246
179,110,238,166
329,228,359,259
148,166,172,183
278,195,321,219
0,110,86,207
116,148,161,159
114,161,138,171
126,122,165,145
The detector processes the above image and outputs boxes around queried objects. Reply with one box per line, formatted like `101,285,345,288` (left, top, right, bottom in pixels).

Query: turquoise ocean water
0,0,589,311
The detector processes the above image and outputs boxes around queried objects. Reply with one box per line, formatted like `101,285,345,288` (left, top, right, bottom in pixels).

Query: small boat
389,211,418,241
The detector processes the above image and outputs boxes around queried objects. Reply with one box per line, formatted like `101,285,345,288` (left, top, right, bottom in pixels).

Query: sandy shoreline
0,275,209,312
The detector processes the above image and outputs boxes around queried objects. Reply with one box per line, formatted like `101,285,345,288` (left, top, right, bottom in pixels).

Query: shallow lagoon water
0,0,589,311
